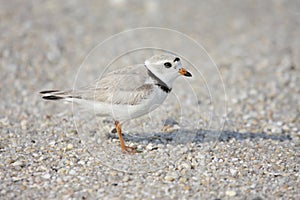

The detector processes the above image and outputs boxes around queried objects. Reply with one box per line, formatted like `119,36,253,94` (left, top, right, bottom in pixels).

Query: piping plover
40,54,192,153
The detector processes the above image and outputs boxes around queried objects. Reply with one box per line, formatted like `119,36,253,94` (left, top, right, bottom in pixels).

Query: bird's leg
114,121,136,154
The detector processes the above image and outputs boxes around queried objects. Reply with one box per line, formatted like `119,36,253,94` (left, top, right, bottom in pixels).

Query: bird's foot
121,146,137,154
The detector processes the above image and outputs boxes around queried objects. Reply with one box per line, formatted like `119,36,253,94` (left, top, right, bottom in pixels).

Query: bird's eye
174,57,180,62
164,62,172,68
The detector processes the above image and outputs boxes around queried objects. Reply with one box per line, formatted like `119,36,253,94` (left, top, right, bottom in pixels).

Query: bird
40,54,192,153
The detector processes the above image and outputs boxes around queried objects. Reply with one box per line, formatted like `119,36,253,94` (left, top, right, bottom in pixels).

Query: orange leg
114,121,136,154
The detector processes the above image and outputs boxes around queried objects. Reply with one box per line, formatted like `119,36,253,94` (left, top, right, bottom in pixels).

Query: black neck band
146,67,172,93
155,83,172,93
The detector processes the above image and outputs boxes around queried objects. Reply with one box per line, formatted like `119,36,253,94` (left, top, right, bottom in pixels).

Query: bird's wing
73,64,153,105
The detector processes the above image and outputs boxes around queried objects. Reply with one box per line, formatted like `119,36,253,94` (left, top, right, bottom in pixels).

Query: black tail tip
40,90,60,94
42,95,64,100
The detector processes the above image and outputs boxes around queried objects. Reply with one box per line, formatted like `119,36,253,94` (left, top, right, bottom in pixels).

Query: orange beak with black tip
179,68,192,77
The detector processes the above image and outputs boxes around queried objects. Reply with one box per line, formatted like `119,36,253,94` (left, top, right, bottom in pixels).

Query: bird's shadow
106,129,292,146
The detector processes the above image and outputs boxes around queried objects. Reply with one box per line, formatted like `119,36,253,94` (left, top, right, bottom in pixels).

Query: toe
122,146,137,154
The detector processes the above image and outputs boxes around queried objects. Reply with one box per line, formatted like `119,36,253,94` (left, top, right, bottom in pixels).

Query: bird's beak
179,68,192,77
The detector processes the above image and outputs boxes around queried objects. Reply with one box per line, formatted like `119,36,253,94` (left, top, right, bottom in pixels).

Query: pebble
225,190,237,196
109,171,117,176
69,169,76,175
164,175,175,182
122,176,130,182
178,162,191,170
78,160,85,165
66,144,74,150
0,117,10,127
42,173,51,179
146,143,154,151
20,119,27,130
49,140,56,146
164,172,179,182
271,126,283,134
12,160,23,167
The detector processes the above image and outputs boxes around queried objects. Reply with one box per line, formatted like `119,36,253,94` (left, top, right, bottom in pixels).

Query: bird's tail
40,90,81,101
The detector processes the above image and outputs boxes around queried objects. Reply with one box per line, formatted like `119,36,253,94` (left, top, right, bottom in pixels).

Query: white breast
132,85,168,117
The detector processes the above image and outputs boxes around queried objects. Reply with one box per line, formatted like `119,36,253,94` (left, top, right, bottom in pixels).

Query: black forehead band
174,57,180,62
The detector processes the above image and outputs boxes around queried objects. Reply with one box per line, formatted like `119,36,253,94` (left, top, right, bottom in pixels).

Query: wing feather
71,64,153,105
